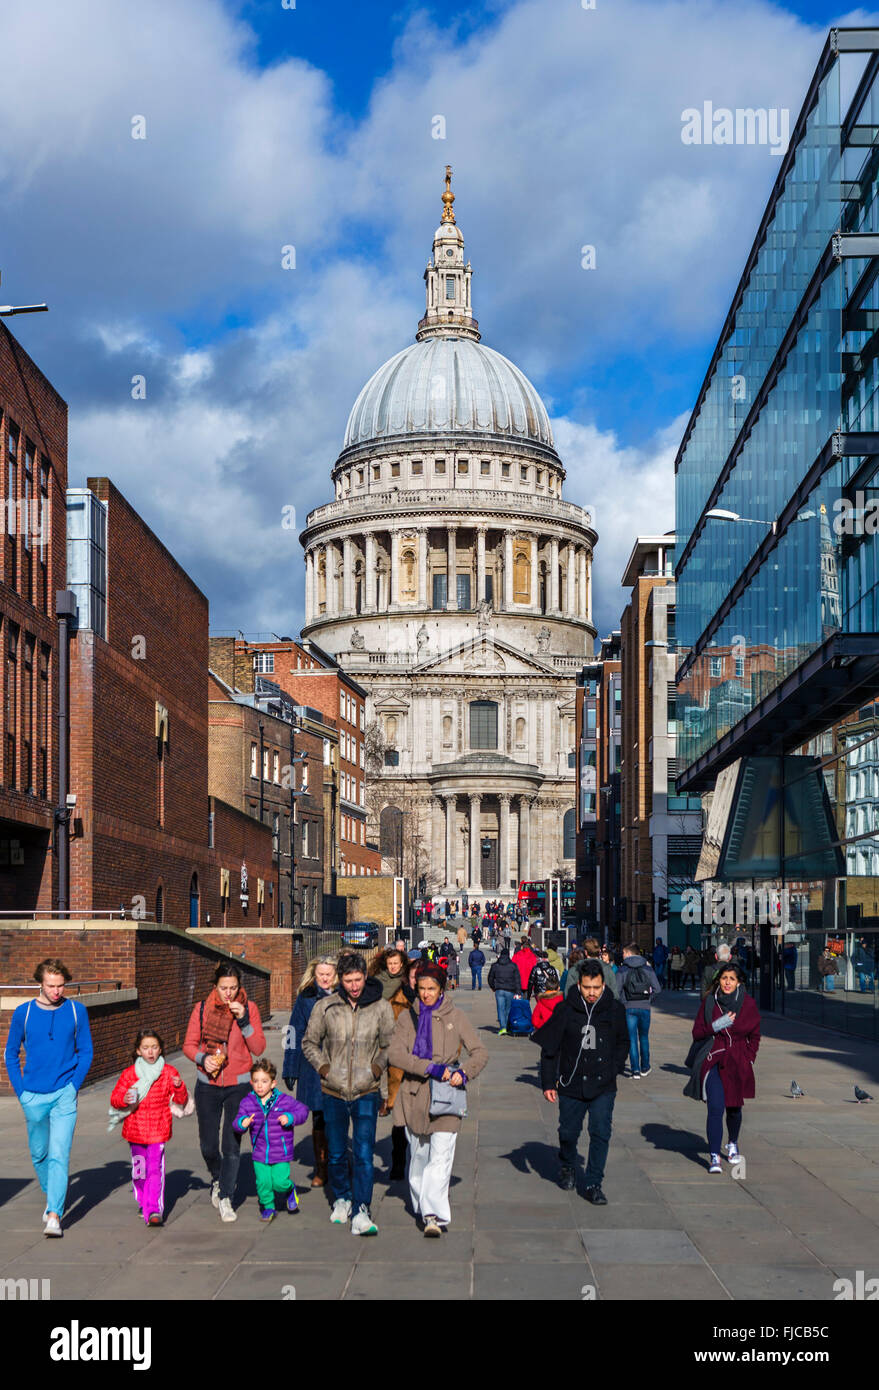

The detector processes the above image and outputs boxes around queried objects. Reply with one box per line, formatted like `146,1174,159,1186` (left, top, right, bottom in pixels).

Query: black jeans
558,1088,616,1187
195,1081,249,1200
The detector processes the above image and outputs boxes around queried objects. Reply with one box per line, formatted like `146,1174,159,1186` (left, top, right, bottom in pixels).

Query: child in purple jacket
234,1057,309,1222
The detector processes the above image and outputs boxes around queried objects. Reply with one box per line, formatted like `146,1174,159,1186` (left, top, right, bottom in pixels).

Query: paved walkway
2,963,879,1300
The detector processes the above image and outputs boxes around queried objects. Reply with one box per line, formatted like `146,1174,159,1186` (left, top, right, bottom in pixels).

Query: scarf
200,986,249,1050
413,996,444,1060
107,1055,166,1131
715,984,744,1019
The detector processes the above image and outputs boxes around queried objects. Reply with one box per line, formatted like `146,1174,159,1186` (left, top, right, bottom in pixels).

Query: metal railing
305,489,593,529
0,978,124,995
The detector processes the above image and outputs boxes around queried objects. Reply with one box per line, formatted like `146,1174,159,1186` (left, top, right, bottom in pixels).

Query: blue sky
2,0,875,641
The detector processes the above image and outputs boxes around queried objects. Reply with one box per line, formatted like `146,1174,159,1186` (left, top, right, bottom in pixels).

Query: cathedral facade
300,171,597,896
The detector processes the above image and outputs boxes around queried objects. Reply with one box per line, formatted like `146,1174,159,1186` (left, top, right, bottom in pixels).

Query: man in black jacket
487,949,521,1035
536,959,628,1204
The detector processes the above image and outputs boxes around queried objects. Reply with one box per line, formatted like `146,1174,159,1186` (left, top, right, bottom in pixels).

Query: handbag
410,1006,468,1118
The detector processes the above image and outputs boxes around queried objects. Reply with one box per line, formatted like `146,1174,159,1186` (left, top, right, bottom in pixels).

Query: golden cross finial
441,165,456,223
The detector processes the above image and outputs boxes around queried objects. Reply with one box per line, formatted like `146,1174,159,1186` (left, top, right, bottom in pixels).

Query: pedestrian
682,945,701,991
4,958,94,1237
536,959,628,1204
852,937,874,993
445,946,459,991
469,944,486,990
818,946,840,993
782,941,798,992
701,942,732,995
282,955,338,1188
502,923,512,955
545,938,565,981
600,945,618,977
513,937,539,992
565,938,619,999
685,962,761,1173
527,952,558,999
108,1028,190,1227
386,958,419,1182
487,947,521,1035
369,946,410,1116
652,938,669,987
559,946,583,995
233,1058,309,1222
457,922,468,949
301,952,395,1235
183,961,266,1224
617,943,662,1078
669,945,684,990
530,969,563,1030
389,962,488,1236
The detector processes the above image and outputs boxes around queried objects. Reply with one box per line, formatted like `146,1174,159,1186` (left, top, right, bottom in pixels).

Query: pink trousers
130,1142,165,1222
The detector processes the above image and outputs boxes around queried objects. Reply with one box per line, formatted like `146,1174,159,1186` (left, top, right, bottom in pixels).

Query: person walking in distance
4,958,94,1237
283,955,338,1188
488,947,521,1035
389,963,488,1236
686,962,760,1174
109,1028,190,1227
652,938,669,987
183,962,266,1223
469,943,486,990
535,960,628,1204
512,937,539,992
617,943,662,1078
302,953,395,1235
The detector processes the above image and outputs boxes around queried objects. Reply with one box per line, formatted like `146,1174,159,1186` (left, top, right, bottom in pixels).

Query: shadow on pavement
498,1140,559,1181
63,1160,133,1226
640,1123,705,1165
0,1178,32,1209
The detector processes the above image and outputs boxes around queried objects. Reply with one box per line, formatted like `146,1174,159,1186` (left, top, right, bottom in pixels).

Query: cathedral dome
342,336,555,450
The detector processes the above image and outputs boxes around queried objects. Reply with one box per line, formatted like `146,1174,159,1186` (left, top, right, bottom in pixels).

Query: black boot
389,1125,407,1182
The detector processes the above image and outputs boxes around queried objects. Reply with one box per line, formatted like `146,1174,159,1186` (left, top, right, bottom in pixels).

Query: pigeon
855,1085,873,1103
790,1080,805,1098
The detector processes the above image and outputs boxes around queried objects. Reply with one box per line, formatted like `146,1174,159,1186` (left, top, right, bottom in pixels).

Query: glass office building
676,28,879,1037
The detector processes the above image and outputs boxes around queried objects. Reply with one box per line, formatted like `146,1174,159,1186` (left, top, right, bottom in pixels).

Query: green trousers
254,1160,294,1209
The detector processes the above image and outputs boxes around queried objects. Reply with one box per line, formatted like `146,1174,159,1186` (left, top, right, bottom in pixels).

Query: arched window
470,700,498,750
380,805,403,857
155,883,164,924
189,872,200,929
563,808,576,859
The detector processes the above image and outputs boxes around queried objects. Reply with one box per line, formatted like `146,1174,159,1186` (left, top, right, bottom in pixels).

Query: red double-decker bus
517,881,547,915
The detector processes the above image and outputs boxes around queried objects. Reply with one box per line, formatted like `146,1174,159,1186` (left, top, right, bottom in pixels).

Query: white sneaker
330,1199,352,1224
44,1215,63,1237
210,1181,220,1209
351,1205,378,1236
218,1198,237,1222
724,1144,743,1163
423,1217,442,1238
708,1154,722,1174
42,1208,49,1222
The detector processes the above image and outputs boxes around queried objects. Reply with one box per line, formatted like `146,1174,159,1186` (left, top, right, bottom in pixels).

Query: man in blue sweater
4,958,93,1236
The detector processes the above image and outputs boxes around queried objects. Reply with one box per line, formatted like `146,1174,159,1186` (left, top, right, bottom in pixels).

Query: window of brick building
38,460,49,610
253,652,274,673
272,750,280,784
22,635,34,792
6,421,19,588
38,644,49,798
156,736,165,827
6,623,18,789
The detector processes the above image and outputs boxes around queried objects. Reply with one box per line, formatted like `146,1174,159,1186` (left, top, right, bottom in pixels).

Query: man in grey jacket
617,944,662,1078
302,953,395,1235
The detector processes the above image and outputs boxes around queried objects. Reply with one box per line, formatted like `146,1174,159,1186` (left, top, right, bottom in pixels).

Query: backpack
622,963,653,1002
507,996,533,1035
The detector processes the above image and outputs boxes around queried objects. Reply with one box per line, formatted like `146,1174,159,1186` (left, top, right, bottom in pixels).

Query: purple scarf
413,996,444,1060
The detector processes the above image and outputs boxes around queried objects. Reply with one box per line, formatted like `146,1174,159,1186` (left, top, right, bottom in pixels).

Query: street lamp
705,508,777,535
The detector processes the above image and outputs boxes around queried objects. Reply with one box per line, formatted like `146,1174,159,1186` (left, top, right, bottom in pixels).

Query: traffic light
657,896,668,922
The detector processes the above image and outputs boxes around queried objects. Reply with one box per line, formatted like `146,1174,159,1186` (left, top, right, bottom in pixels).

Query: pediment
414,635,555,676
373,695,410,713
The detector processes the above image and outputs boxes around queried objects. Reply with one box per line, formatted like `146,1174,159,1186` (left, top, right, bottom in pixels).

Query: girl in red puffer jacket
109,1028,191,1227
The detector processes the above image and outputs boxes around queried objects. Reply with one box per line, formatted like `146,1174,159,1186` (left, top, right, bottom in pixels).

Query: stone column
364,532,377,612
530,535,539,611
549,536,560,614
390,529,399,608
579,547,588,620
566,542,575,616
586,548,592,621
443,793,455,889
518,796,530,882
504,530,514,609
342,537,354,614
305,549,314,624
326,542,338,615
476,525,486,605
469,793,481,889
418,527,428,608
499,792,511,892
446,525,458,610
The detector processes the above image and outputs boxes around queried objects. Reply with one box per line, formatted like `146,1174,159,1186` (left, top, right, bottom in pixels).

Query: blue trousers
558,1089,616,1187
625,1008,651,1072
705,1065,742,1155
323,1092,380,1212
495,990,514,1029
471,967,483,989
20,1084,79,1216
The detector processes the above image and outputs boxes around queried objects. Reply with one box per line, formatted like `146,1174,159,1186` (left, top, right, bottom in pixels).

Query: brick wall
190,929,303,1013
337,875,396,927
0,923,270,1095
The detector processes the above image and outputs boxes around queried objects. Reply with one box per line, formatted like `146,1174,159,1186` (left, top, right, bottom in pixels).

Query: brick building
575,631,622,934
67,478,275,929
0,323,68,911
210,635,381,879
208,662,331,926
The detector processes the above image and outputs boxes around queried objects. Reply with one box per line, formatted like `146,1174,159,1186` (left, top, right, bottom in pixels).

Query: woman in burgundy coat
691,963,761,1174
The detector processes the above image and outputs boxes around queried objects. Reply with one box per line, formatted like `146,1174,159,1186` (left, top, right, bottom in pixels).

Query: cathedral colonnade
304,524,592,624
437,788,535,895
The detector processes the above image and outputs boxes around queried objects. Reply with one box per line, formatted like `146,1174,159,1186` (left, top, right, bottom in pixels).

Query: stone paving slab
3,955,879,1300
